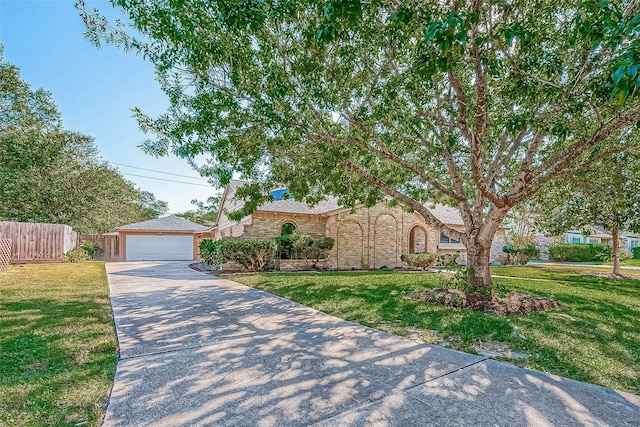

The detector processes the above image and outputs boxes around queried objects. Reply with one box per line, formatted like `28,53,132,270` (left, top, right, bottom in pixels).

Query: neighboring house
621,231,640,252
211,180,507,269
562,226,613,245
115,215,210,261
561,226,640,251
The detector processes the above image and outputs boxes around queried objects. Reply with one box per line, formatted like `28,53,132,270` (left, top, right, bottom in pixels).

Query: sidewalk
103,261,640,426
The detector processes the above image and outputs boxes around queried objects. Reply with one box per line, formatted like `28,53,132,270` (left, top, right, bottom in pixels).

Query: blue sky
0,0,218,213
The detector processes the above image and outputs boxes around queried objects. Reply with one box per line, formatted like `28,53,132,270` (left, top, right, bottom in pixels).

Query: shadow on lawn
0,297,117,425
100,265,640,426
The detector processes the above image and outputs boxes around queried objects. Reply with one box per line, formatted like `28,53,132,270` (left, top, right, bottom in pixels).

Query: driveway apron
103,261,640,426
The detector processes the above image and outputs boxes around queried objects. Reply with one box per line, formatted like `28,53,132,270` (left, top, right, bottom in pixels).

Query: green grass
0,262,117,427
228,266,640,395
621,259,640,267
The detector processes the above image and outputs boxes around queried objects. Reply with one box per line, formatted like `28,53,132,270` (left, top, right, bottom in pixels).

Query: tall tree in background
79,0,640,289
0,50,168,233
176,197,218,226
535,152,640,275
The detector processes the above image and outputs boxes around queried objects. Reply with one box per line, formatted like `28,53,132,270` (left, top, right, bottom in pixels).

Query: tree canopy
534,152,640,274
0,50,168,233
175,196,218,226
78,0,640,288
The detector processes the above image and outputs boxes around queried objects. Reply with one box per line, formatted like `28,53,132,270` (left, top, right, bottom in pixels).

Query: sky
0,0,219,213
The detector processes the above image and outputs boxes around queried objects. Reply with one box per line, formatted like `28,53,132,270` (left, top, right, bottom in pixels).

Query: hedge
502,244,541,265
199,238,277,271
401,252,438,269
633,247,640,260
548,243,612,262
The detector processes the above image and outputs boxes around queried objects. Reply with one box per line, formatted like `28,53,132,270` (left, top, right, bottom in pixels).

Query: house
115,215,210,261
211,180,507,269
621,232,640,252
562,226,613,245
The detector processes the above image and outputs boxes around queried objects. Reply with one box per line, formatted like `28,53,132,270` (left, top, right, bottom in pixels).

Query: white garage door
126,235,194,261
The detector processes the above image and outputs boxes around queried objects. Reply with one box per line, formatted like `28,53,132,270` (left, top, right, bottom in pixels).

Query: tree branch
341,159,466,243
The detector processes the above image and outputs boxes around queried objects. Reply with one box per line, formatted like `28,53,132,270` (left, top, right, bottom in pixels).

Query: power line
121,172,213,187
108,161,208,180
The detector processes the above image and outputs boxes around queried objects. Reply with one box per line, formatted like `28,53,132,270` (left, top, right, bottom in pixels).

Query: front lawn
228,265,640,395
0,262,117,427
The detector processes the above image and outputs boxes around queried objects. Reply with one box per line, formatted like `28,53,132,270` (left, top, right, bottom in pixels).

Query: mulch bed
188,262,218,273
408,288,562,315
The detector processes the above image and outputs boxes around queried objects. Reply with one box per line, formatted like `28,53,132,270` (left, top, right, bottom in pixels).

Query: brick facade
215,198,507,270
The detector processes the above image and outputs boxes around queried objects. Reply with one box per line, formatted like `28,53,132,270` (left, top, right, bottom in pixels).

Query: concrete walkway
103,261,640,427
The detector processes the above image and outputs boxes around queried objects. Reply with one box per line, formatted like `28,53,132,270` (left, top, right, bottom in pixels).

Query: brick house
211,180,507,269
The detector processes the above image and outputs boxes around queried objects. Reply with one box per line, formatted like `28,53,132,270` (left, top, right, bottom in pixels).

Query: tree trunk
612,227,620,276
465,241,493,289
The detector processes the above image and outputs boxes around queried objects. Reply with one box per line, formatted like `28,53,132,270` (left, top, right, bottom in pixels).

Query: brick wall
216,201,508,270
325,201,442,270
241,211,327,239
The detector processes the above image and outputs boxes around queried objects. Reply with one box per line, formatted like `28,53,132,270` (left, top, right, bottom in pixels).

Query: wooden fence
78,234,120,262
0,222,77,263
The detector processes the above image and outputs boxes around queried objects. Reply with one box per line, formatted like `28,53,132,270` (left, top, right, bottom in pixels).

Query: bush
223,239,277,271
632,247,640,260
63,248,90,263
548,243,612,262
199,239,223,265
290,234,334,262
80,241,103,260
275,234,295,259
401,252,438,269
502,244,541,265
199,238,276,271
619,248,633,261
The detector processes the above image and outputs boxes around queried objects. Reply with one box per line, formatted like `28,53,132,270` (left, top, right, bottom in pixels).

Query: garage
115,215,210,261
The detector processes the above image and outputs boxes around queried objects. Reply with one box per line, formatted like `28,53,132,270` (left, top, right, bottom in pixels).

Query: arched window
281,222,297,236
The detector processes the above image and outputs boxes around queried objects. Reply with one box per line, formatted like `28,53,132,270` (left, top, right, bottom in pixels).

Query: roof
116,215,210,232
217,180,465,227
426,204,464,226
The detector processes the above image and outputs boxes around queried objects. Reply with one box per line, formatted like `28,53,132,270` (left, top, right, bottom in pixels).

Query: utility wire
108,161,208,180
121,172,213,187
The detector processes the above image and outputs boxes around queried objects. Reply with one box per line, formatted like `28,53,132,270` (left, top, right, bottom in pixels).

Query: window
281,222,297,236
587,238,599,244
440,233,459,244
631,240,639,248
571,237,582,244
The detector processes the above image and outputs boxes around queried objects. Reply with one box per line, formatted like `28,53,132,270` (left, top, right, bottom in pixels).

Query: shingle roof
427,204,465,226
116,215,210,232
217,180,465,226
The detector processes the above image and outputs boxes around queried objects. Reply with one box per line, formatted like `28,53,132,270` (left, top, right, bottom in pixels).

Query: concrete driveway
104,261,640,426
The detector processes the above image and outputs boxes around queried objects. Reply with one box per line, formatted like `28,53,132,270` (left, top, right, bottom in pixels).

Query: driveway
104,261,640,426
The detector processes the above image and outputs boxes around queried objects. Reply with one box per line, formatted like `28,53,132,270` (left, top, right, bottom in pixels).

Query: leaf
612,66,625,84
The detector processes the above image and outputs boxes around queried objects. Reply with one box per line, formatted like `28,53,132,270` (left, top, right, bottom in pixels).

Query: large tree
535,152,640,275
0,51,168,233
176,197,219,226
78,0,640,288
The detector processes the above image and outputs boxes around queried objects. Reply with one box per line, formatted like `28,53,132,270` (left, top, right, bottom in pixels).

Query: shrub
200,238,276,271
633,247,640,260
548,243,612,262
290,235,335,262
401,252,438,269
275,234,295,259
502,244,541,265
80,240,103,260
63,248,90,263
619,248,633,261
199,239,223,265
221,239,277,271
